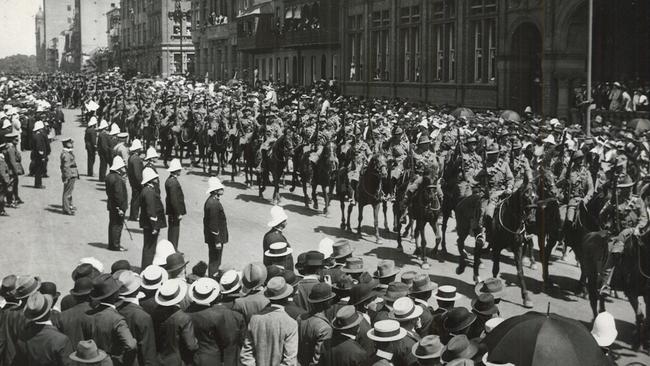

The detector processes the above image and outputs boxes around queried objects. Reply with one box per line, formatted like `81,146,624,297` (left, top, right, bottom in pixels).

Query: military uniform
404,149,440,195
458,150,482,198
384,134,409,179
60,147,79,215
511,154,533,190
557,164,594,223
84,125,97,176
481,156,515,219
0,147,10,215
348,140,372,182
4,140,23,205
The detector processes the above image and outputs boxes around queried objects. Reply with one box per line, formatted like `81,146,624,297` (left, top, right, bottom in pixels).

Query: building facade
43,0,75,72
340,0,589,119
35,7,46,71
190,0,238,81
120,0,194,77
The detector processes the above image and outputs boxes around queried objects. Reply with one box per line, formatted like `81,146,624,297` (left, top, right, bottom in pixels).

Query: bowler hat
332,305,362,330
471,293,499,316
264,276,293,300
282,270,302,287
24,292,53,321
69,277,93,296
349,282,376,306
164,253,189,273
308,282,336,303
332,275,356,294
39,282,60,299
90,273,122,301
301,251,325,267
444,307,477,334
14,276,41,299
69,340,108,364
111,260,131,274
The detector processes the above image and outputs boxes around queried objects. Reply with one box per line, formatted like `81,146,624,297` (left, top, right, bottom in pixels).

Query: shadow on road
44,205,65,215
283,204,320,217
500,272,575,302
87,242,109,250
223,180,249,190
313,225,359,240
236,193,268,204
363,246,420,268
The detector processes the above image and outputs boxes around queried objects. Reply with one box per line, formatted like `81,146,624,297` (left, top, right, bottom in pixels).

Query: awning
238,2,272,18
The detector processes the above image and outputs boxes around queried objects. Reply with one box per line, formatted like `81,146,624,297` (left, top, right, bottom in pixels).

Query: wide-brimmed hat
204,175,225,193
341,257,365,274
265,242,293,257
349,282,376,306
141,265,168,290
412,335,444,360
14,276,42,299
164,253,189,273
79,257,104,273
69,277,93,297
129,139,143,152
71,263,99,281
617,175,635,189
145,147,159,160
308,282,336,303
24,292,52,321
219,270,242,294
441,335,479,363
141,167,159,185
189,278,221,305
471,293,499,316
299,251,325,268
90,273,122,301
383,282,410,302
435,285,462,302
367,320,407,342
242,262,267,292
153,240,176,266
444,307,477,334
156,279,188,306
61,137,73,144
69,340,108,364
331,240,353,259
374,260,399,279
264,276,293,300
591,311,618,347
115,271,142,296
39,282,60,300
110,156,126,171
483,317,505,335
282,270,302,287
411,274,438,294
167,158,182,172
333,305,362,330
1,275,16,298
389,296,424,322
332,274,356,293
267,205,288,227
474,278,504,299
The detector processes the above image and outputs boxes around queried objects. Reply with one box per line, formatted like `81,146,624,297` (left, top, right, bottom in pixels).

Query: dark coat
139,184,166,230
232,291,269,325
293,277,320,312
262,229,293,269
165,175,186,218
5,144,24,176
127,154,144,190
320,332,367,366
56,300,93,347
97,130,112,160
117,301,157,366
186,303,245,366
81,304,137,363
18,323,73,366
31,130,49,161
105,171,128,213
203,195,228,244
85,126,97,152
1,303,27,365
152,306,198,366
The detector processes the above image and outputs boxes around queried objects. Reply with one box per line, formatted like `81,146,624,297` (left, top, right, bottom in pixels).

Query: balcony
282,28,338,47
205,23,235,40
237,31,279,50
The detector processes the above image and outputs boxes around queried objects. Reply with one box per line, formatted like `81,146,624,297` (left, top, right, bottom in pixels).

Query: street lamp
168,0,191,75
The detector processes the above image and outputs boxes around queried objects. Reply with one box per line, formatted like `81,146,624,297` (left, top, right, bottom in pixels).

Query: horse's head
369,153,388,178
323,141,339,172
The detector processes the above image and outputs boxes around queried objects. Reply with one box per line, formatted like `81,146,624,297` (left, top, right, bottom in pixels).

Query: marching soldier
139,167,166,269
60,138,79,216
165,159,186,249
84,117,97,177
127,139,144,221
105,156,128,252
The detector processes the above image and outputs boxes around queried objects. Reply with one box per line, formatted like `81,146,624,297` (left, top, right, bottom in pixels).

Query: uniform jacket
186,303,245,366
81,304,137,363
60,149,79,181
31,130,50,161
56,300,93,348
203,195,228,244
105,171,128,213
97,130,112,160
113,143,130,166
5,143,24,176
262,229,289,256
140,184,166,230
18,323,73,366
152,306,199,366
600,196,649,234
297,311,332,366
165,175,186,218
240,305,298,366
127,154,144,190
117,300,157,366
85,126,97,152
1,303,27,365
233,291,270,325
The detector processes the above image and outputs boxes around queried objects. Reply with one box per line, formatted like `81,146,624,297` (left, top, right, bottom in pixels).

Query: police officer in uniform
84,117,97,177
60,138,79,215
139,167,166,269
105,156,128,251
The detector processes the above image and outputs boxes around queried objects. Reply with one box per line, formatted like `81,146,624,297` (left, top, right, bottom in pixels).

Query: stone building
35,6,46,71
43,0,75,71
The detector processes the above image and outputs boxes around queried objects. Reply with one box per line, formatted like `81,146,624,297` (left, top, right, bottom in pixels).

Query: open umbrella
451,107,475,119
483,311,609,366
629,118,650,135
500,110,521,123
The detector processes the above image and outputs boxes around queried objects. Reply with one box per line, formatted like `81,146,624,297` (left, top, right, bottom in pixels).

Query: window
370,9,390,81
276,57,281,81
471,18,497,83
473,21,483,82
430,1,456,82
488,20,496,81
470,0,497,15
399,6,421,82
347,13,364,81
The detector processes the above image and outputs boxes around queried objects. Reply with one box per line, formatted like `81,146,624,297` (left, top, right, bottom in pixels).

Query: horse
311,141,338,215
410,175,441,269
355,153,389,243
260,133,294,204
158,120,176,168
228,130,243,181
175,112,198,166
438,149,464,259
290,142,313,208
207,120,229,175
242,128,261,187
142,112,159,150
336,141,356,231
483,177,536,308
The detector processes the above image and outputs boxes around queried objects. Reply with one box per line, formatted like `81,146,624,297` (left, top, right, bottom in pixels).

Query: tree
0,54,38,74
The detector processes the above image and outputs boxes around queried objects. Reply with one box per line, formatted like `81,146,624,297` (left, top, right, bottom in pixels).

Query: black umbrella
483,312,609,366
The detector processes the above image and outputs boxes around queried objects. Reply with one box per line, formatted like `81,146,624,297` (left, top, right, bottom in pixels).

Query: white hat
141,265,168,290
155,279,188,306
33,120,44,131
318,238,334,258
549,118,561,127
79,257,104,273
188,278,221,305
86,100,99,112
145,147,159,160
418,119,429,129
484,317,505,334
98,119,109,130
110,156,126,171
88,116,97,127
129,139,143,152
265,242,293,257
524,106,533,114
206,177,225,194
267,205,288,227
117,132,129,139
367,320,407,342
434,285,462,302
542,134,556,145
219,270,242,294
152,240,176,266
389,297,424,321
141,167,159,185
167,158,182,172
1,119,10,129
109,124,121,136
591,311,617,347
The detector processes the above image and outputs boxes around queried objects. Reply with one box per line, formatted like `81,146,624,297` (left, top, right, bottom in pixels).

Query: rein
497,193,526,236
359,160,385,201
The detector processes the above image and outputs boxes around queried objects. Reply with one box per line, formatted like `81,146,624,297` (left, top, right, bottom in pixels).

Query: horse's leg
440,211,449,255
629,294,643,351
373,203,381,243
312,182,319,211
340,199,346,230
473,230,483,284
346,201,353,231
289,161,298,192
273,173,281,204
382,201,389,231
456,226,468,275
514,245,533,308
301,176,310,208
357,203,364,236
322,184,329,216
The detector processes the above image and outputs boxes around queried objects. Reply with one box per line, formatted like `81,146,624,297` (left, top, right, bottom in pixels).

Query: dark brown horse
260,133,294,204
411,175,441,269
311,141,338,215
242,128,261,187
356,154,389,243
336,141,356,231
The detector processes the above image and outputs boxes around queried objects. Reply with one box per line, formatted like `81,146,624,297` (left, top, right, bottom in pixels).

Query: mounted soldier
478,144,515,238
401,134,440,208
556,150,594,228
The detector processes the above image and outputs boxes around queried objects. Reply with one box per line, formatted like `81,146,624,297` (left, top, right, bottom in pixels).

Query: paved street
1,108,648,364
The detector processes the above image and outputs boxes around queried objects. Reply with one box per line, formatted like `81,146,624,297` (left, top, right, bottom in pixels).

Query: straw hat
389,297,424,321
219,270,242,294
33,120,44,131
435,285,462,302
367,320,407,342
140,265,168,290
23,292,52,321
264,242,293,257
264,276,293,300
188,278,221,305
412,335,443,360
155,279,188,306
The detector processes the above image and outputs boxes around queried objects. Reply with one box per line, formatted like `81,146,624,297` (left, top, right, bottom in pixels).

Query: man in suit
2,276,42,365
97,119,111,180
127,139,144,221
84,117,98,177
233,263,269,325
31,120,49,188
60,138,79,216
115,270,157,366
54,102,65,135
203,177,228,275
56,277,94,347
297,282,334,366
165,158,186,249
4,132,24,206
294,251,325,312
105,156,128,252
321,306,367,366
140,167,166,269
18,292,73,366
83,274,137,365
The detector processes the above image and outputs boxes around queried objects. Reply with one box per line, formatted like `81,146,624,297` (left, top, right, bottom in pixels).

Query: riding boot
599,252,621,296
